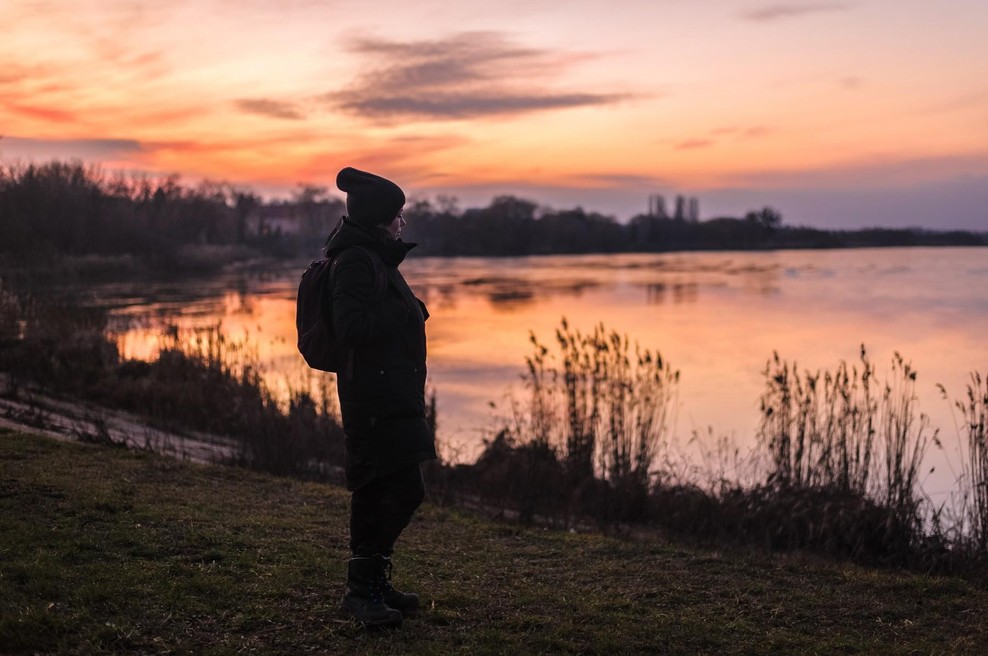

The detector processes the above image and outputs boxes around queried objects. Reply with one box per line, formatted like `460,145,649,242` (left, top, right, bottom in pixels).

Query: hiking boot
379,555,420,614
341,556,402,627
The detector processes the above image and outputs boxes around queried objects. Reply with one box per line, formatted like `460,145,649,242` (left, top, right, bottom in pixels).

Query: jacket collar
325,217,416,267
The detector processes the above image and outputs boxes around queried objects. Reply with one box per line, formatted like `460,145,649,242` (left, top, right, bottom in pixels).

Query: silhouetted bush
757,348,932,560
434,319,678,532
423,318,988,574
0,291,345,479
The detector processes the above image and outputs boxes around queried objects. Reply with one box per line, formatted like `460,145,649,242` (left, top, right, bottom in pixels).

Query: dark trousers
349,463,425,557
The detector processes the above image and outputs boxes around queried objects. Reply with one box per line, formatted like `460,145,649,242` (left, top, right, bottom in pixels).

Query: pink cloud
675,139,714,150
5,103,77,123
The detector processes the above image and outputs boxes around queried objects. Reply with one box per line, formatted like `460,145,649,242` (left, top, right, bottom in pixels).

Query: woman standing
326,167,436,627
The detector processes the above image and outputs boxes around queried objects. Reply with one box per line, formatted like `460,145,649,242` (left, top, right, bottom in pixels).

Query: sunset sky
3,0,987,229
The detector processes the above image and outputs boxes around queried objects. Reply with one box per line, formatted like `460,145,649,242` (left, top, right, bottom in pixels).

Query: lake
59,246,988,498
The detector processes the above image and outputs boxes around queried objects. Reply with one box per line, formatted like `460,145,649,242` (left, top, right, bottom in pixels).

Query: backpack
296,245,388,372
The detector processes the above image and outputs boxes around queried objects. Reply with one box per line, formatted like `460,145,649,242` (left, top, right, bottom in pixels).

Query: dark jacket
325,219,436,490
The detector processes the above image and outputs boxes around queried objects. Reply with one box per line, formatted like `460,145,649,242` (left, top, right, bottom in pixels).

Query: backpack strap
327,245,389,381
329,244,388,298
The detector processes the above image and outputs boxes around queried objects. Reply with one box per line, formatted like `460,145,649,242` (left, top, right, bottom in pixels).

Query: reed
756,347,932,562
459,336,958,568
554,319,678,490
473,318,678,529
878,353,931,521
758,346,878,493
955,372,988,557
0,291,346,479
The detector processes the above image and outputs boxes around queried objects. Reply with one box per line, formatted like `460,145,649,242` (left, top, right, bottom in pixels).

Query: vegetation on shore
0,161,341,278
402,197,985,256
3,429,988,655
1,161,983,280
437,321,988,574
2,285,987,576
0,285,347,480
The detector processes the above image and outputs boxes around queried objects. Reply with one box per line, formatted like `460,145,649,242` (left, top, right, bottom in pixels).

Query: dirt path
0,377,240,465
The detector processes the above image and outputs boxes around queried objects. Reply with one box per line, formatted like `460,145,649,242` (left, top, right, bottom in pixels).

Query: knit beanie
336,167,405,227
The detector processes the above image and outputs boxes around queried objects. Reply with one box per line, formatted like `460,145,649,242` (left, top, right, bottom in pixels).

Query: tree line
403,199,985,255
0,161,343,265
1,160,983,268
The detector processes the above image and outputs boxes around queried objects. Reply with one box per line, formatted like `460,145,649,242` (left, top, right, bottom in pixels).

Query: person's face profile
385,209,406,239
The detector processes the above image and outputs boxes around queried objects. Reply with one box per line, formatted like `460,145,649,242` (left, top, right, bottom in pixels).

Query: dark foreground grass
2,430,986,656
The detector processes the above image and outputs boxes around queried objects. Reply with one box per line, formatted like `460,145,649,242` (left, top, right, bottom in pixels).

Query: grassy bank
2,429,987,655
3,289,986,572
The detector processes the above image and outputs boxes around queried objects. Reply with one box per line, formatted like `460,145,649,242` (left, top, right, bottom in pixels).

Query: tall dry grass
954,372,988,558
758,346,878,494
757,348,933,561
465,318,678,529
534,319,679,488
456,332,979,569
138,324,347,479
0,290,346,480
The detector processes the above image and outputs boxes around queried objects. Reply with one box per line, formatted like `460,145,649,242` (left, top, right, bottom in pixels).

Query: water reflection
645,281,700,304
408,252,794,312
459,275,601,309
47,248,988,502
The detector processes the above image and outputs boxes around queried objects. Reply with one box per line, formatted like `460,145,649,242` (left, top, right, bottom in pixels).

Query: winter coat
325,219,436,490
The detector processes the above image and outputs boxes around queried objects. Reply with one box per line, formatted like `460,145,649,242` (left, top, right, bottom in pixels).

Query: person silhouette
324,166,436,627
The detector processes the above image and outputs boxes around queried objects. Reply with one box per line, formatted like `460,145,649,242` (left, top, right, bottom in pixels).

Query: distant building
248,206,302,236
648,194,668,218
648,193,699,221
246,198,345,238
674,195,686,221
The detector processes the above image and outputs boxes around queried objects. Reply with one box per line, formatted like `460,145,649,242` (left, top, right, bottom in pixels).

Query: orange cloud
293,133,471,185
5,103,77,124
675,139,714,150
0,137,142,161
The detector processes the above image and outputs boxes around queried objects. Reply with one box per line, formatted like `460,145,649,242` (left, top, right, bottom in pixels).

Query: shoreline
3,241,988,284
0,376,241,466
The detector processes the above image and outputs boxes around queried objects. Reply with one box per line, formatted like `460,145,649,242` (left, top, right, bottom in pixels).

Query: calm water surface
76,247,987,495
